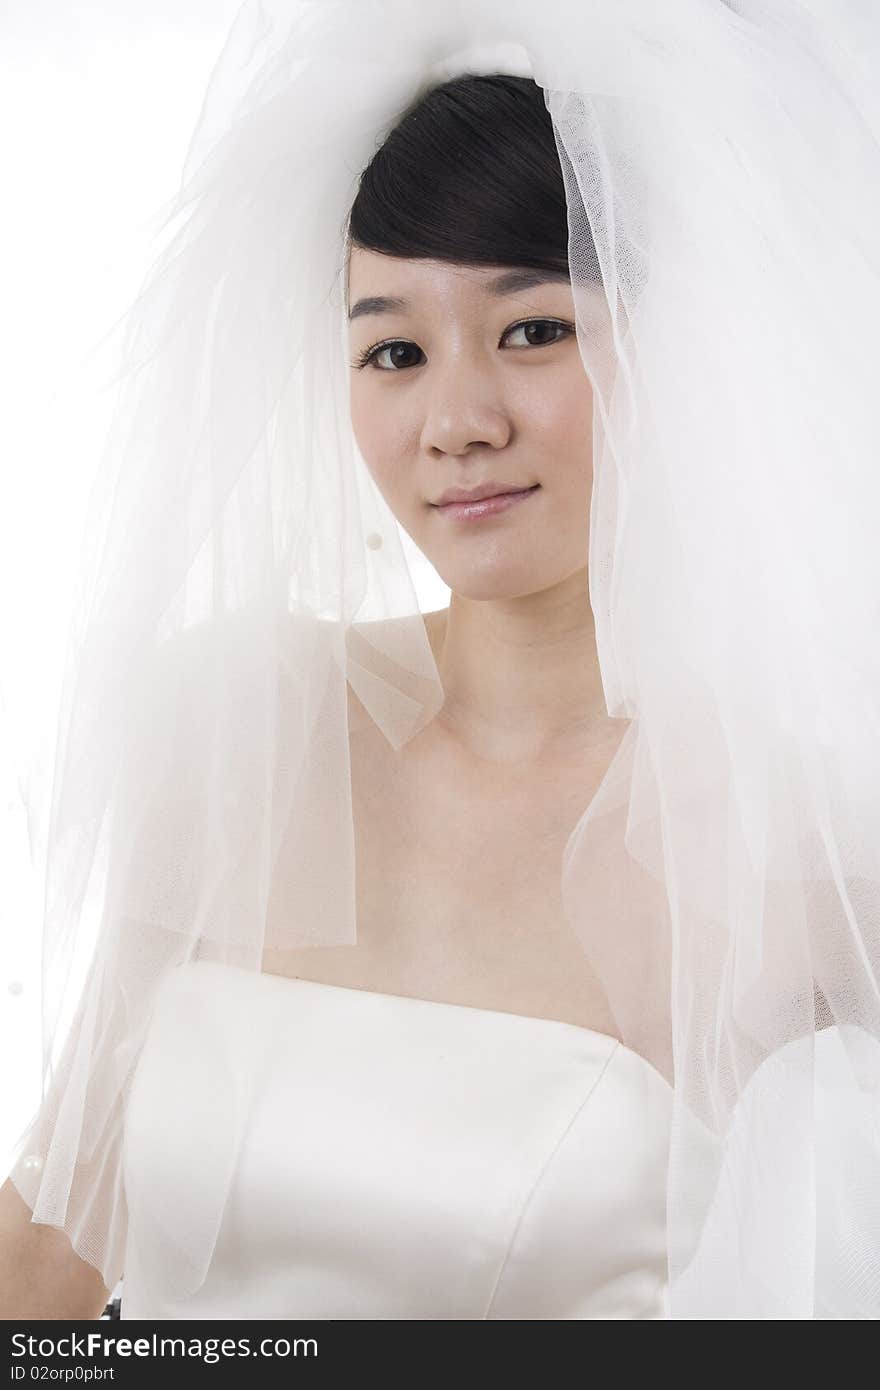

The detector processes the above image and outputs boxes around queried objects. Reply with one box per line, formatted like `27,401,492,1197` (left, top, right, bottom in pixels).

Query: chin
429,565,559,604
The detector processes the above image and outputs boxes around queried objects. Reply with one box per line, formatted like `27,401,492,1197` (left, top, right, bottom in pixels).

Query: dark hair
347,74,571,278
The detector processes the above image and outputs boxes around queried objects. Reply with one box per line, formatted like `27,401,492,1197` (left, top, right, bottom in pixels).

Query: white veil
8,0,880,1318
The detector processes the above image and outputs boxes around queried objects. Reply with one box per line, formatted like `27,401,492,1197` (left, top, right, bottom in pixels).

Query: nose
418,359,512,457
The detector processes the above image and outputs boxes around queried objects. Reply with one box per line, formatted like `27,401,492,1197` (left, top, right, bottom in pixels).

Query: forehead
346,247,572,321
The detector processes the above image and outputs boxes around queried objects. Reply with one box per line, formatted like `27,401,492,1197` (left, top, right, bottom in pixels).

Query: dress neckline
183,958,674,1092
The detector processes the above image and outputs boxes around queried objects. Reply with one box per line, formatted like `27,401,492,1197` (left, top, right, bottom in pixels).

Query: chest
354,728,583,938
265,716,622,1034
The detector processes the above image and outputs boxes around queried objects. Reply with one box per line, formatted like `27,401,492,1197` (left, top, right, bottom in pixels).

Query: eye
503,319,573,350
354,340,425,372
351,318,574,372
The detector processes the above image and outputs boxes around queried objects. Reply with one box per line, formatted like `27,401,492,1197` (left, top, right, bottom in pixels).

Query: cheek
349,387,400,490
523,370,594,491
563,386,594,492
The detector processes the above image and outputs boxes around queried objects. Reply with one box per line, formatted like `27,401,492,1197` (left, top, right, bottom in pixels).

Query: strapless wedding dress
120,960,674,1319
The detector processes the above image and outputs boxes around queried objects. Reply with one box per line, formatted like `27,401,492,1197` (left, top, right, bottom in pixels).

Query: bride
1,0,878,1321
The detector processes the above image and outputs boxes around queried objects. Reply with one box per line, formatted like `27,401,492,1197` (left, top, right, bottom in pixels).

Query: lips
431,484,541,521
432,482,538,507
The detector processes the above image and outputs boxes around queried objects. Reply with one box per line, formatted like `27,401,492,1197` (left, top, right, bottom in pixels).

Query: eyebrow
347,267,571,321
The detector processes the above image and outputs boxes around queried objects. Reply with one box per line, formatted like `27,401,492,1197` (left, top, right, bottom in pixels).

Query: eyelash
351,318,576,372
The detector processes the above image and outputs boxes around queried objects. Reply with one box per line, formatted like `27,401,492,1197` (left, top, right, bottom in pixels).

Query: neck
427,569,619,768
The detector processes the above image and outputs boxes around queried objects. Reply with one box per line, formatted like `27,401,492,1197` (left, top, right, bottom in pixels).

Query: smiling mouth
430,484,541,520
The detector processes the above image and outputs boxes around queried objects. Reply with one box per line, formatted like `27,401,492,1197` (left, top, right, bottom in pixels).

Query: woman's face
347,247,594,601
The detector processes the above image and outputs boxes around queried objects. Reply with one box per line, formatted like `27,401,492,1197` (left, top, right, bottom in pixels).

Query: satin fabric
120,961,674,1319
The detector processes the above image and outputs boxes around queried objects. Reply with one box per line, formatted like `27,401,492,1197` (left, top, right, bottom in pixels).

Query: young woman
2,0,878,1321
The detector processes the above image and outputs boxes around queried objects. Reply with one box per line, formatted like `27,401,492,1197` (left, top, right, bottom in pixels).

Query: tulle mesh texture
9,0,880,1316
